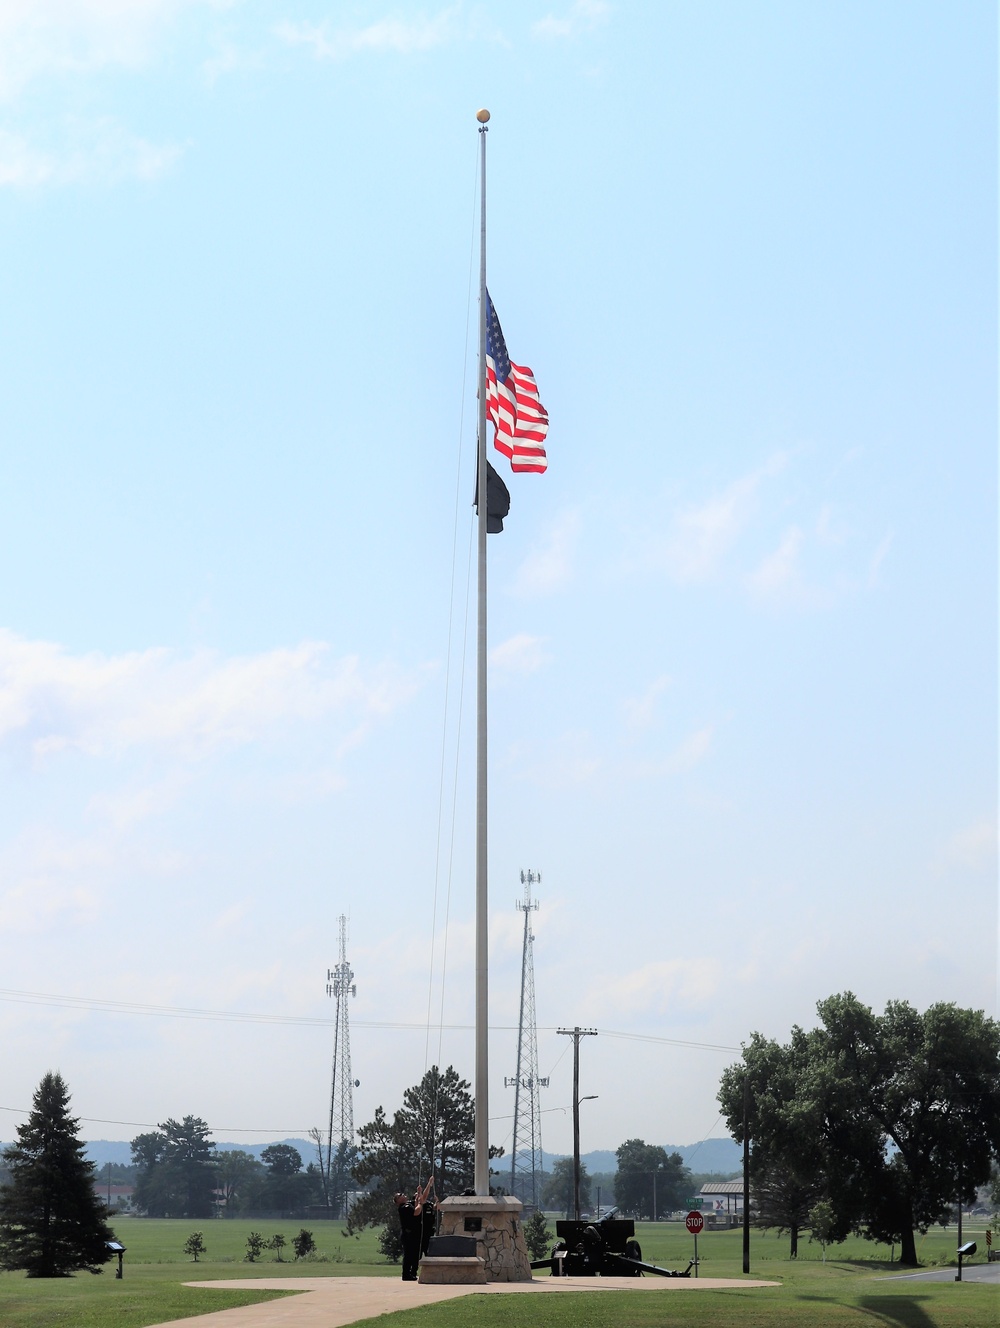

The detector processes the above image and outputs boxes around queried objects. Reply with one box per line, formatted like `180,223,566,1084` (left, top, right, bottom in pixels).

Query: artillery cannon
530,1214,694,1278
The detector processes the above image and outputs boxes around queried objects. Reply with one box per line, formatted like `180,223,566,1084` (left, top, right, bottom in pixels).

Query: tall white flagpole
474,106,490,1196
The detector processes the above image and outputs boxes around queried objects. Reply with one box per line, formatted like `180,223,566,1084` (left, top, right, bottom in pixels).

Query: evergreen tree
523,1209,551,1260
0,1072,115,1277
132,1116,216,1217
346,1065,501,1245
292,1228,316,1259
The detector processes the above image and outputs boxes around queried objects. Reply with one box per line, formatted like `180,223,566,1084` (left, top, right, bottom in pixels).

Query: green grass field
0,1216,994,1328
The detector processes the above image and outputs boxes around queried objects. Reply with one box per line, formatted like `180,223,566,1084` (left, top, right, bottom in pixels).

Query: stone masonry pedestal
419,1195,532,1283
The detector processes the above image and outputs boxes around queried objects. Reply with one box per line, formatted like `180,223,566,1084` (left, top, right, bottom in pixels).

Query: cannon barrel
605,1252,694,1278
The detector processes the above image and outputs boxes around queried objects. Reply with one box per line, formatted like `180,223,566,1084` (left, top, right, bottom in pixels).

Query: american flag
485,292,548,474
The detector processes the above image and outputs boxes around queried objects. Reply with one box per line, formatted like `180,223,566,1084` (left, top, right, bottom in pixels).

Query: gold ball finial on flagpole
476,108,491,123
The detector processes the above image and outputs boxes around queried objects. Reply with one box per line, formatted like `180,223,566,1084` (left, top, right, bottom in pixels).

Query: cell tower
504,870,549,1207
325,915,356,1218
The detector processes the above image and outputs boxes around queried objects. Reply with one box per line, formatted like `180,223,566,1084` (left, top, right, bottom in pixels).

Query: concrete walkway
146,1274,781,1328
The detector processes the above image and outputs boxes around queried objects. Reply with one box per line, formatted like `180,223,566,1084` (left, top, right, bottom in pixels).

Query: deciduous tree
0,1072,116,1277
215,1149,263,1213
614,1140,690,1220
260,1145,312,1211
719,993,1000,1266
541,1157,590,1217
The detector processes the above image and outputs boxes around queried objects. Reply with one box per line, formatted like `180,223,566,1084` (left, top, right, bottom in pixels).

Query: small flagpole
474,106,490,1196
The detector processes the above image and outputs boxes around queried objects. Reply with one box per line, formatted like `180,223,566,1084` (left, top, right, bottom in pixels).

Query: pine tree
0,1072,115,1277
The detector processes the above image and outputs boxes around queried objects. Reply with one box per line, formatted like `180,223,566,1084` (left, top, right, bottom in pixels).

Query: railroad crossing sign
685,1211,705,1235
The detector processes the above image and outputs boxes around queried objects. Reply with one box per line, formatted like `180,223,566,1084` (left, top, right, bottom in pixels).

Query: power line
0,986,739,1051
0,1105,318,1133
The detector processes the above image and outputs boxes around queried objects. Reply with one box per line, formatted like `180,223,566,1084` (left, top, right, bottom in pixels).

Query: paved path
145,1274,781,1328
877,1263,1000,1285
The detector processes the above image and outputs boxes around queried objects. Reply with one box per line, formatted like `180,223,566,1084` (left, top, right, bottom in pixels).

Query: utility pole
326,916,357,1219
742,1070,751,1274
557,1026,596,1219
505,871,549,1207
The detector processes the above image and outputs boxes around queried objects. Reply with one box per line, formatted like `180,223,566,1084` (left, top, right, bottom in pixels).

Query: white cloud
490,633,549,676
511,508,580,596
508,729,600,786
867,531,893,588
621,675,671,733
0,119,182,187
746,524,806,601
630,723,714,778
815,503,850,546
0,629,422,761
532,0,610,41
662,723,713,775
661,455,787,585
0,1,209,186
940,817,997,872
201,38,265,85
0,0,220,100
86,775,189,829
0,879,102,934
276,8,462,61
603,958,718,1017
0,823,123,934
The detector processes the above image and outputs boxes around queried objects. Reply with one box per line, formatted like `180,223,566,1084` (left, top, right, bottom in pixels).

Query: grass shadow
855,1295,937,1328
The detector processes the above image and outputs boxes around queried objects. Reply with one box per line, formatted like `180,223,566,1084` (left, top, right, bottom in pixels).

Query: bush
244,1232,265,1262
183,1232,205,1262
268,1233,286,1262
293,1229,316,1260
378,1223,402,1263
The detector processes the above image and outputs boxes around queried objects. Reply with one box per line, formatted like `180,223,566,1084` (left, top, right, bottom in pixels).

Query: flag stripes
485,292,548,474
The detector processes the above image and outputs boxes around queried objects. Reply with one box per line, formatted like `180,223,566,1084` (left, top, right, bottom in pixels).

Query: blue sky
0,1,995,1163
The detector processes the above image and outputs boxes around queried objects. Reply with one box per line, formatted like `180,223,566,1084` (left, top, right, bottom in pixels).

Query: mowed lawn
0,1216,995,1328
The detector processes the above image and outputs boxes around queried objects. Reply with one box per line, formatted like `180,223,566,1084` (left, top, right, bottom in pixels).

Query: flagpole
474,106,490,1196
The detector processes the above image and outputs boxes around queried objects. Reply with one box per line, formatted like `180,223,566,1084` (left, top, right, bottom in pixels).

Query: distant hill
82,1138,317,1168
551,1139,741,1176
75,1136,740,1175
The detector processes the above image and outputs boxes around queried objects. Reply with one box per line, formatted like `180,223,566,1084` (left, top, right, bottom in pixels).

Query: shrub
183,1232,205,1262
378,1223,402,1263
293,1229,316,1259
244,1232,265,1262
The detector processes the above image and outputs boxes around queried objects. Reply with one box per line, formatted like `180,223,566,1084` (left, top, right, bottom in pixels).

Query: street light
576,1095,598,1220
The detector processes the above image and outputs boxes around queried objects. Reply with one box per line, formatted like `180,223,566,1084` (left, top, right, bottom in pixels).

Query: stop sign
685,1211,705,1235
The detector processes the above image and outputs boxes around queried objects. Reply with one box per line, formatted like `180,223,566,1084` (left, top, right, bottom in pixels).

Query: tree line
4,992,996,1277
132,1121,326,1218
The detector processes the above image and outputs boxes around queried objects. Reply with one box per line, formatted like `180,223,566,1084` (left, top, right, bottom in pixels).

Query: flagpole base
425,1195,532,1283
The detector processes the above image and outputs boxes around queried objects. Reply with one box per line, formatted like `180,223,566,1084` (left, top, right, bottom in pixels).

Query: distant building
91,1183,135,1211
699,1180,750,1227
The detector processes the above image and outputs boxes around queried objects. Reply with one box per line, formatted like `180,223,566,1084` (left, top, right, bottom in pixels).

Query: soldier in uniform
394,1177,434,1280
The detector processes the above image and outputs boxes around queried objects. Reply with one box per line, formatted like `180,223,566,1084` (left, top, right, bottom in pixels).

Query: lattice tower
325,915,356,1218
504,871,548,1207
